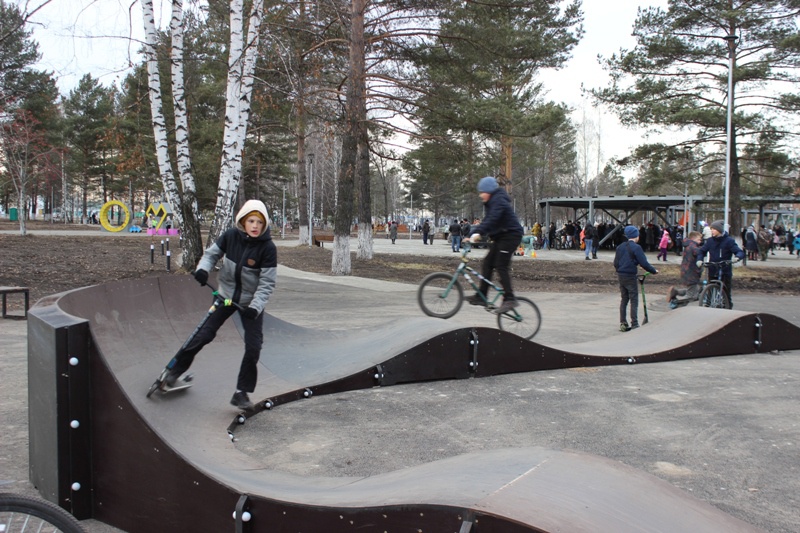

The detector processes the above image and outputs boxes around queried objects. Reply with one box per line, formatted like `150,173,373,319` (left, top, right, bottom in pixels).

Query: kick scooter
146,280,240,398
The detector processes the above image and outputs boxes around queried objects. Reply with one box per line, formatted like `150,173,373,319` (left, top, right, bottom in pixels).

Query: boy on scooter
614,225,658,331
165,199,277,409
668,231,703,307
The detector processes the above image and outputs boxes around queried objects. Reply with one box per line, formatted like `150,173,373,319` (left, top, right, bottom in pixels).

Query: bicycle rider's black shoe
495,299,519,314
466,294,486,307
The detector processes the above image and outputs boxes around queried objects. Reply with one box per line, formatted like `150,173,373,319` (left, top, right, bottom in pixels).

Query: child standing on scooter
166,199,277,410
614,225,658,331
667,231,703,306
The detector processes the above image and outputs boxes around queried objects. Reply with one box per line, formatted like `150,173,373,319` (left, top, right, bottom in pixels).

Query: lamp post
307,153,314,247
723,32,738,232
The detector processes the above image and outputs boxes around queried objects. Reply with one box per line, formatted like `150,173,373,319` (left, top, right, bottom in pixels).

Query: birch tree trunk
141,0,182,233
207,0,265,246
169,0,202,266
331,0,366,275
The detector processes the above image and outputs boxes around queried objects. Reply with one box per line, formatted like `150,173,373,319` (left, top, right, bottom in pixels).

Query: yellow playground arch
99,200,131,233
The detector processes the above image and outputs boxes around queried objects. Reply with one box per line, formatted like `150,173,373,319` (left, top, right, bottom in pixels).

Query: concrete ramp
28,275,798,532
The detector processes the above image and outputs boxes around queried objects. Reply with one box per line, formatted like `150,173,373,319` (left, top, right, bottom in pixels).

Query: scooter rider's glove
242,307,259,320
193,269,208,286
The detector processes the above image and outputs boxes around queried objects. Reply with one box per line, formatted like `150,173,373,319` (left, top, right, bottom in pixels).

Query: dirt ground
1,220,798,313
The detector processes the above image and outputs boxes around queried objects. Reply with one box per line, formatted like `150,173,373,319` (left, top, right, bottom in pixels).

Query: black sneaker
230,391,254,410
495,299,519,314
620,323,631,332
630,323,639,330
466,294,486,306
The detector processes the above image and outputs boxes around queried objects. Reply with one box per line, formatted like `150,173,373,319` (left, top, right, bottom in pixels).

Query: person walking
656,228,671,261
389,221,398,244
448,218,462,252
422,219,431,245
744,225,759,261
582,222,595,260
467,176,524,314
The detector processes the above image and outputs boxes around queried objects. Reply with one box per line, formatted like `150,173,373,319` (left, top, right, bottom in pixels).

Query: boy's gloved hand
696,260,704,268
242,307,259,320
193,269,208,286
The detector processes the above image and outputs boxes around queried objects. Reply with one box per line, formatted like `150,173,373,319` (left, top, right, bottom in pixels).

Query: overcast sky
28,0,668,167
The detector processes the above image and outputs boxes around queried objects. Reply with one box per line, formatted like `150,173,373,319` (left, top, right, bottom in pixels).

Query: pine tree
592,0,800,233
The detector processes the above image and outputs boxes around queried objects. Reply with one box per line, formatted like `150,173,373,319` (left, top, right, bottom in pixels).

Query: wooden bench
0,286,30,319
313,234,335,247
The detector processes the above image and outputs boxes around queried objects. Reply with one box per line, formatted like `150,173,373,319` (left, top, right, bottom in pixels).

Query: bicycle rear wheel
698,284,730,309
496,297,541,340
417,272,464,319
0,493,85,533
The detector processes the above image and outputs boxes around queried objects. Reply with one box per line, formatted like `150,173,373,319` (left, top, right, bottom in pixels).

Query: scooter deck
160,374,194,394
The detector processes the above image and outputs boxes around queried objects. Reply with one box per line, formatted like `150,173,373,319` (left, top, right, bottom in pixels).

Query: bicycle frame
699,259,734,309
702,260,732,290
451,246,506,308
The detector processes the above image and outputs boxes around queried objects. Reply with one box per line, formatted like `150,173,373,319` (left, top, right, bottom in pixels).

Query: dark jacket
197,204,277,313
472,188,523,239
613,240,657,277
698,232,745,277
680,238,702,285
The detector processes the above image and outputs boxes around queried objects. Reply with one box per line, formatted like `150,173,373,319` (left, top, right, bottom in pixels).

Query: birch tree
207,0,265,244
141,0,265,264
141,0,198,263
168,0,202,263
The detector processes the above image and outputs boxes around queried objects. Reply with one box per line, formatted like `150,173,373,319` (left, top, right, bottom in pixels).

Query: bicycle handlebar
698,258,739,267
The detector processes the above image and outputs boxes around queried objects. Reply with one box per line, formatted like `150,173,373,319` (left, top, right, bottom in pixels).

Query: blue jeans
451,235,462,251
584,239,593,258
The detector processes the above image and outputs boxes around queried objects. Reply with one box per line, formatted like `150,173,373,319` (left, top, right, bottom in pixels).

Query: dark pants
479,233,522,301
172,303,264,392
710,268,735,307
618,275,639,325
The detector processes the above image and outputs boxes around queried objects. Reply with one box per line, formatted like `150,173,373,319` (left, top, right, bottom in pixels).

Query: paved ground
1,232,798,532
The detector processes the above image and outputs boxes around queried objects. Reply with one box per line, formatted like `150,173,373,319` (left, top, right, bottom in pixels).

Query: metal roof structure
539,195,800,230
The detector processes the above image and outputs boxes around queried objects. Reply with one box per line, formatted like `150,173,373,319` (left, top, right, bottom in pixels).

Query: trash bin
9,207,18,221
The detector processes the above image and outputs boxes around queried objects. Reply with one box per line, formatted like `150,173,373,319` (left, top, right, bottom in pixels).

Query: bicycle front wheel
417,272,464,319
0,493,85,533
497,297,541,340
698,284,730,309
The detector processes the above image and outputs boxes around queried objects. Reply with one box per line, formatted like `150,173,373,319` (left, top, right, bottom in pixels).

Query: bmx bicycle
697,259,736,309
0,492,85,532
416,244,541,339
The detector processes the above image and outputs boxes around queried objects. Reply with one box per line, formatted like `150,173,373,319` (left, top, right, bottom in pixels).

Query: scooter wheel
146,381,160,398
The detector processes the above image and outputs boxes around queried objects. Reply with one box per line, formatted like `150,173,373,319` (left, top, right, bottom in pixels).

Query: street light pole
723,32,738,233
308,154,315,248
